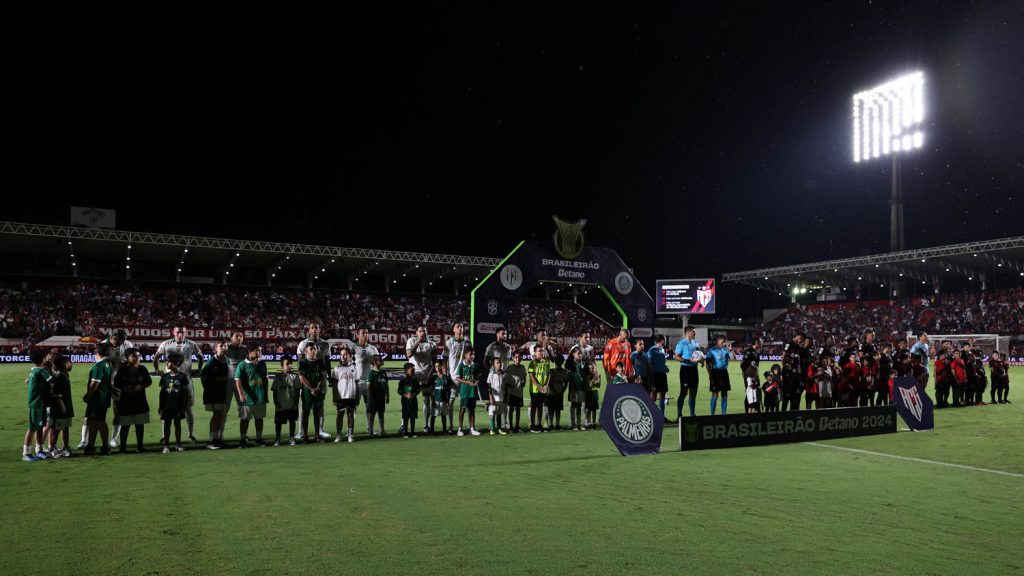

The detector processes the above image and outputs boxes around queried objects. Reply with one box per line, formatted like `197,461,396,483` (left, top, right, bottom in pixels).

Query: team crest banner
892,376,934,431
599,382,664,456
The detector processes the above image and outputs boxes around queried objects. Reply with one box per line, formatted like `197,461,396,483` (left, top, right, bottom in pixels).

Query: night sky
11,2,1024,311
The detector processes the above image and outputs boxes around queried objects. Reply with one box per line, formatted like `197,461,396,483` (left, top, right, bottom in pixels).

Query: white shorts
745,389,759,405
120,413,150,426
238,404,267,420
818,380,834,396
205,404,227,412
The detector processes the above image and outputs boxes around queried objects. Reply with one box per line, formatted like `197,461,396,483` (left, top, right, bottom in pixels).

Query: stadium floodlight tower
852,70,926,252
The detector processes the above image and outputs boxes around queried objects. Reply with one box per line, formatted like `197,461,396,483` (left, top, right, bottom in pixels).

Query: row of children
742,337,1011,413
22,343,202,461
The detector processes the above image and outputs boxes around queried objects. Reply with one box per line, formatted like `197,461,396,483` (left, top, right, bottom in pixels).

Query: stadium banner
600,382,664,456
95,326,444,345
678,405,896,451
472,220,656,376
891,376,934,431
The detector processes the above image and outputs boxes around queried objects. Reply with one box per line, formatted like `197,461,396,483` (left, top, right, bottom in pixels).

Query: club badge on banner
599,382,664,456
891,376,934,431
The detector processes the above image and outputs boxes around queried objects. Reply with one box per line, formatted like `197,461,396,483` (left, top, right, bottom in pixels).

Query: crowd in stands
761,286,1024,351
0,280,615,353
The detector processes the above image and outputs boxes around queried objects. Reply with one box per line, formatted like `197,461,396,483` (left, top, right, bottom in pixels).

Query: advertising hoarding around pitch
655,278,716,314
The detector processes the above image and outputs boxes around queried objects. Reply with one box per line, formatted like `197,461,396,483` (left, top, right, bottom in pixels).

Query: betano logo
552,216,586,260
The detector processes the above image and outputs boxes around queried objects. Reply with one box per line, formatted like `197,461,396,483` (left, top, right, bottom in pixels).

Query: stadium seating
0,279,615,353
761,286,1024,347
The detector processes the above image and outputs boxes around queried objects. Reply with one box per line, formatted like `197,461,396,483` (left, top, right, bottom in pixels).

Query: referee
673,326,703,419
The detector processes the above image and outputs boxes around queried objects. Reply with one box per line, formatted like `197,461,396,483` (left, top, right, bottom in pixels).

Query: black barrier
678,406,897,451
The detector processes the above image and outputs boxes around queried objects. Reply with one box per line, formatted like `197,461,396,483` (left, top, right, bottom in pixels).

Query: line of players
20,323,1013,460
20,322,636,459
738,330,1012,414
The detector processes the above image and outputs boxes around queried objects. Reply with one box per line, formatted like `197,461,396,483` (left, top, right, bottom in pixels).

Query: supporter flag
892,376,934,431
599,382,663,456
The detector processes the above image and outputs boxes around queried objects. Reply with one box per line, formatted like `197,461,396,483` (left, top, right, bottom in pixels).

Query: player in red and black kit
876,343,893,405
804,353,819,410
950,349,968,407
858,357,874,407
911,354,927,390
962,343,986,406
781,333,805,412
894,343,912,377
762,365,782,413
989,351,1010,404
838,352,860,407
933,341,953,408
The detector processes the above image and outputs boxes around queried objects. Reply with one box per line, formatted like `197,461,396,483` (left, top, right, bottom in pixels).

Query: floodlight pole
890,155,904,252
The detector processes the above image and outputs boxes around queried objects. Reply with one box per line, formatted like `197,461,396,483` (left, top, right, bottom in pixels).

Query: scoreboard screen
655,279,716,315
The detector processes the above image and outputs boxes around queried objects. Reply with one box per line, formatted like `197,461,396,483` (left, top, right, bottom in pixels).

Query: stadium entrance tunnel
470,240,656,356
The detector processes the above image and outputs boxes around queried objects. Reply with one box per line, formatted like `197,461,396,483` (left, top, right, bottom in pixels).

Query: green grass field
1,361,1022,576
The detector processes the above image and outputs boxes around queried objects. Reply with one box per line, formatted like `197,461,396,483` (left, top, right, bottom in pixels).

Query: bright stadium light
853,71,925,163
853,70,927,254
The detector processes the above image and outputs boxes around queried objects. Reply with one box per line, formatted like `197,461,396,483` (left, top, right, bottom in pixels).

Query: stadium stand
760,286,1024,352
0,279,616,355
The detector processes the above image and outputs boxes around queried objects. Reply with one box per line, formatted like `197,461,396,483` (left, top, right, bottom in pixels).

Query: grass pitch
1,361,1021,575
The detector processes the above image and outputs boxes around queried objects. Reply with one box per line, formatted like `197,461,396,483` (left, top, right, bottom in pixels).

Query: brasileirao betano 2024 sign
678,405,897,451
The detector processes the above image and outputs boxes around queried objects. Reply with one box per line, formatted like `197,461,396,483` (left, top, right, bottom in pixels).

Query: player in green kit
431,361,453,435
397,363,420,438
46,356,75,458
456,349,481,436
114,348,152,453
22,349,53,461
298,344,327,443
271,355,301,446
296,323,332,441
546,354,568,431
235,343,269,448
505,350,527,433
201,340,231,449
158,353,190,453
83,342,114,455
365,355,390,437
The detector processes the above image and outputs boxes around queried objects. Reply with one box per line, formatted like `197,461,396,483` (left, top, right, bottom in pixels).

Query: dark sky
11,2,1024,304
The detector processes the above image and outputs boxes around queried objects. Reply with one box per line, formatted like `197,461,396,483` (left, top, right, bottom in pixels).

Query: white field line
805,442,1024,479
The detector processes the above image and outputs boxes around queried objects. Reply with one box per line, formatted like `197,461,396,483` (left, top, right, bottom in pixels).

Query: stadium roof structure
722,236,1024,294
0,221,500,292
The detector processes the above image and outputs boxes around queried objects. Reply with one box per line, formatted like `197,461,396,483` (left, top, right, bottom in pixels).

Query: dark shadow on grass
454,452,622,466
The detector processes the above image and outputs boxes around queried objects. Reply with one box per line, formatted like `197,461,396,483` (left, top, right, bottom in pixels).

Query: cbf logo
500,265,523,291
636,308,648,322
613,396,654,444
899,386,923,421
683,421,700,444
552,216,586,260
615,272,634,295
486,299,499,316
697,286,713,308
